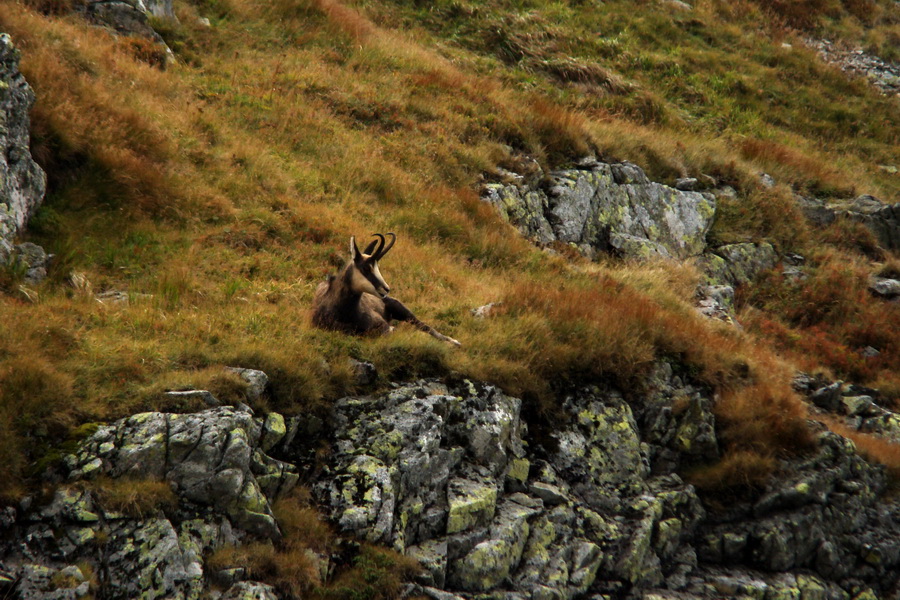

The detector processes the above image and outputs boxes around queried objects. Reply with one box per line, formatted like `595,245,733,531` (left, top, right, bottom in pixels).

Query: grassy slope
0,0,897,504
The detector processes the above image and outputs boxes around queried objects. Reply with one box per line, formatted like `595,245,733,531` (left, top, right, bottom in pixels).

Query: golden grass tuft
823,418,900,482
208,489,418,598
88,477,179,518
687,449,778,496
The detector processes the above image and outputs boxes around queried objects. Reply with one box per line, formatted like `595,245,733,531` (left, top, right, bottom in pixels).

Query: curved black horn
369,233,385,260
377,232,396,259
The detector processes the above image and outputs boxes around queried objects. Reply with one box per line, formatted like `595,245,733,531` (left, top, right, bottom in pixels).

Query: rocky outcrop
0,34,47,268
65,406,297,537
79,0,169,45
0,404,297,599
314,373,711,598
483,159,716,260
7,364,900,599
798,194,900,251
809,39,900,96
698,242,778,288
315,370,900,600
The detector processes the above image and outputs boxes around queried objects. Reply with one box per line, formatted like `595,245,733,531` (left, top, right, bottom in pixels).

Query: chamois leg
383,296,461,347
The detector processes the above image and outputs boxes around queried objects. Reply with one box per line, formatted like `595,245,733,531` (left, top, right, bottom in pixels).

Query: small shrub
714,384,815,457
820,217,884,260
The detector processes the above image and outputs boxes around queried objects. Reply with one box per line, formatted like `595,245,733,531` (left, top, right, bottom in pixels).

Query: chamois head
348,233,396,298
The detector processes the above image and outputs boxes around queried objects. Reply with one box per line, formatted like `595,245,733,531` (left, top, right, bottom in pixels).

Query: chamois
312,233,461,346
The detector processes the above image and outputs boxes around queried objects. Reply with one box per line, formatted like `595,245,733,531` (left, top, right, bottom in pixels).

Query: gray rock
483,160,716,260
221,581,280,600
841,395,875,417
11,242,50,283
348,358,377,386
0,35,47,265
471,302,502,318
869,278,900,299
800,194,900,251
810,382,844,412
809,38,900,96
226,367,269,403
696,284,737,324
674,178,699,191
143,0,176,19
76,0,174,56
699,242,777,287
64,407,298,538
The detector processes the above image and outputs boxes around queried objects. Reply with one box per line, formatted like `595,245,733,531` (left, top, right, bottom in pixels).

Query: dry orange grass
88,477,179,517
823,418,900,481
208,489,417,598
1,0,895,506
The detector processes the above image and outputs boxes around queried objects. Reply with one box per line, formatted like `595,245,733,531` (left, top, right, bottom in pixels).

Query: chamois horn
376,232,396,259
369,233,386,259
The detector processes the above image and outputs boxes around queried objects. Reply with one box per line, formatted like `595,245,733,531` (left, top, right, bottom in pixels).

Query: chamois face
349,236,391,298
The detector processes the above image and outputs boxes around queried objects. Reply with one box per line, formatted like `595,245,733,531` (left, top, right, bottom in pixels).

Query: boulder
64,406,297,538
483,160,716,260
698,242,778,287
0,35,47,265
869,278,900,299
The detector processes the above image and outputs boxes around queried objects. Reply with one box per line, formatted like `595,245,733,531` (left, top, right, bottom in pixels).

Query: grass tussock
824,418,900,482
741,251,900,390
0,356,77,501
88,477,179,518
687,449,778,497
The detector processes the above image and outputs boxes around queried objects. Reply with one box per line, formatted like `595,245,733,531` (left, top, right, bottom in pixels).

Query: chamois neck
333,263,363,303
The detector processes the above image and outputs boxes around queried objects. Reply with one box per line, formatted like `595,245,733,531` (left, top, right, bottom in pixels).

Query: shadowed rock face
0,34,47,264
483,159,716,260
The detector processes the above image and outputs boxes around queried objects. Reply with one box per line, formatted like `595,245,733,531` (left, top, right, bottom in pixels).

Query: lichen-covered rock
10,241,50,283
0,35,47,264
314,378,705,599
698,242,778,287
483,159,716,260
220,581,280,600
2,486,237,600
696,284,737,324
226,367,270,404
696,431,900,592
64,406,297,538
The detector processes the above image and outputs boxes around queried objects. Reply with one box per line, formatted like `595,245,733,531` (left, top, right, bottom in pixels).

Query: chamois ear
349,236,362,261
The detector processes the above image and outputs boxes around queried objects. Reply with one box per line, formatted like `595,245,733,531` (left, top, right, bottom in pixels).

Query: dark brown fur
311,235,461,346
